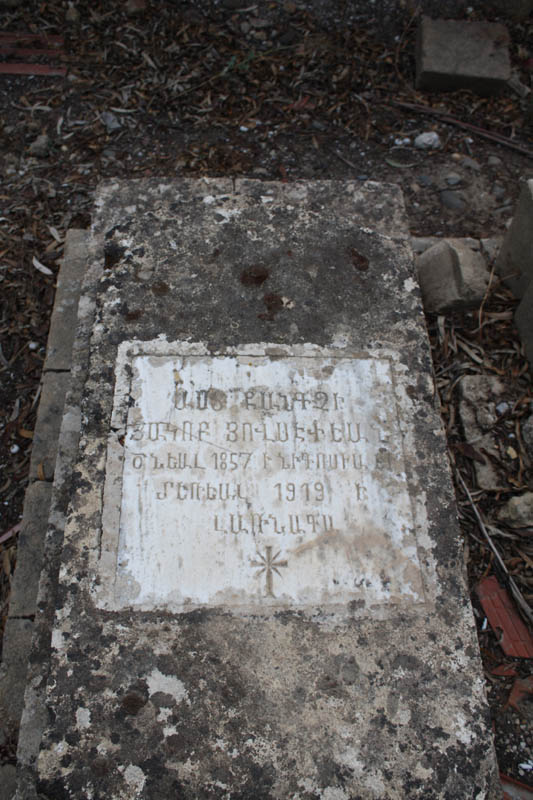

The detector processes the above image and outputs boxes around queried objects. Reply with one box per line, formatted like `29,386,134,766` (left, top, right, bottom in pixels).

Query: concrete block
44,229,89,372
0,764,17,800
0,618,33,737
416,238,490,313
7,482,52,618
416,17,511,95
15,179,500,799
28,372,70,481
495,179,533,298
515,278,533,371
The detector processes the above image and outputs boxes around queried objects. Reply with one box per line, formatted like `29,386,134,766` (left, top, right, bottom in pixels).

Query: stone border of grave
0,230,88,799
0,179,530,795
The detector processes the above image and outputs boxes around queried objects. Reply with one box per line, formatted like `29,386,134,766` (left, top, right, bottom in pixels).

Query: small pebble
66,2,79,21
125,0,146,15
440,190,466,211
29,134,51,158
492,182,506,200
445,172,462,186
415,131,441,150
417,174,432,187
10,444,20,454
461,156,481,171
488,155,502,166
496,402,510,415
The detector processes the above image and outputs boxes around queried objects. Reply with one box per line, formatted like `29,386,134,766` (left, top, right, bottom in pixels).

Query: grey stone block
416,17,511,95
0,618,33,738
480,237,503,265
515,278,533,371
7,482,52,619
495,179,533,298
416,238,490,313
0,764,17,800
28,372,70,482
44,229,88,372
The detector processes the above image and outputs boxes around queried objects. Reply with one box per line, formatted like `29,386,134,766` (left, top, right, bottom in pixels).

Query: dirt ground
1,0,532,788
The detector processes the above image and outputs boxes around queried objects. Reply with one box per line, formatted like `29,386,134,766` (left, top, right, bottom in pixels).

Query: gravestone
16,180,499,799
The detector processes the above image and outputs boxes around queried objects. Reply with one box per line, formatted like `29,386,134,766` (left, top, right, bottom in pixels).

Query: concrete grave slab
15,179,500,799
416,17,511,95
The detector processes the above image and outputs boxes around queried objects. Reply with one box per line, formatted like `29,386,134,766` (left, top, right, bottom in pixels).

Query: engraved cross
251,546,288,597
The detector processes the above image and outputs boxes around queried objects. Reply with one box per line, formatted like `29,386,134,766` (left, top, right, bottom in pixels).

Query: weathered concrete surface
28,371,71,482
7,482,52,619
15,180,499,799
416,17,511,95
0,232,87,797
416,238,490,313
496,179,533,299
0,618,33,761
44,229,89,372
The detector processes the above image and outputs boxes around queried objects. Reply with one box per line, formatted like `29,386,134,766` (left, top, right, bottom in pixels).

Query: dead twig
386,100,533,159
456,469,533,628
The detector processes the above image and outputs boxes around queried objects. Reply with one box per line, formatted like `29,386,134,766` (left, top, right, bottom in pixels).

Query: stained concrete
416,17,511,95
14,180,499,799
44,229,89,372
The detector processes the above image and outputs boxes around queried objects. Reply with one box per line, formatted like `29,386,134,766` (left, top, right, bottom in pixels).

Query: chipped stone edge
0,231,89,796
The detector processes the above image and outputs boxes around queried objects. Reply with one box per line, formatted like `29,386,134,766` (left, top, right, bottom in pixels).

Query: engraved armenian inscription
111,352,425,608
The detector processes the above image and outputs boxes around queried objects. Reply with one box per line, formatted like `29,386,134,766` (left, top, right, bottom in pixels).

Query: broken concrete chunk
495,179,533,299
416,238,490,313
416,17,511,95
459,375,507,490
480,237,503,265
496,492,533,527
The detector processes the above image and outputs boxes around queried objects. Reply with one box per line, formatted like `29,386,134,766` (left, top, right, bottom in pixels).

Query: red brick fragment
505,675,533,713
491,664,518,677
477,576,533,658
0,63,66,76
0,33,63,45
501,772,533,799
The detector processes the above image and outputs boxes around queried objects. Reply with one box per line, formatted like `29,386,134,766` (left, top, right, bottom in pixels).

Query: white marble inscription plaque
100,346,426,610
